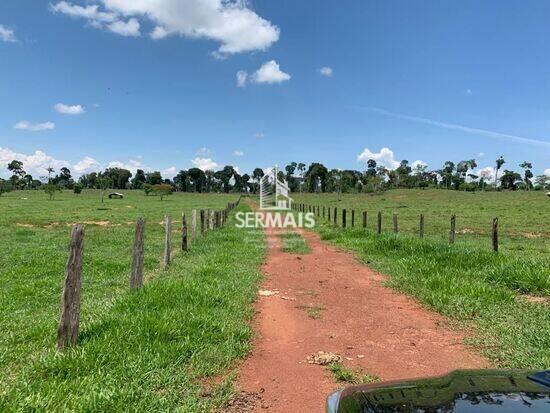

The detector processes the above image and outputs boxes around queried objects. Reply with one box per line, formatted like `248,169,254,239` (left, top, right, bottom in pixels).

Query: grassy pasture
294,189,550,260
0,189,259,409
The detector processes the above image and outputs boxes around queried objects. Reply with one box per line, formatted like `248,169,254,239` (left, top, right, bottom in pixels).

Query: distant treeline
1,156,549,196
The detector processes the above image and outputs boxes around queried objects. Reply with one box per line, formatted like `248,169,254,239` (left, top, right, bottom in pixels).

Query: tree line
1,155,549,197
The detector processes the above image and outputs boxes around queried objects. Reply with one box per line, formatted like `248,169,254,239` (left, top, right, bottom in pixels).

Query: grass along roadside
280,231,310,254
0,204,265,412
314,222,549,370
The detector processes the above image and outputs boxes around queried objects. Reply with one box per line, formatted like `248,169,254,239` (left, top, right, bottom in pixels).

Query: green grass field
294,189,550,260
292,189,549,369
0,190,265,411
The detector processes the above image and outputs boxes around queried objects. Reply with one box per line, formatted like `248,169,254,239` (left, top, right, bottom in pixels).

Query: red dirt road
234,226,489,412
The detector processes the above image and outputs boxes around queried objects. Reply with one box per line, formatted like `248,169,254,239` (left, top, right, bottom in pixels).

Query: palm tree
494,156,505,187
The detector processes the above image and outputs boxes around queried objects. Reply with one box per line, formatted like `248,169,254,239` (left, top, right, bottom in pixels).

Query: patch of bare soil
520,294,550,306
236,203,489,412
16,223,35,228
67,221,110,227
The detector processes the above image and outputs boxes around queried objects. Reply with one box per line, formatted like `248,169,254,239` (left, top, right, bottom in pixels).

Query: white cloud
192,157,218,171
107,159,143,174
13,121,55,132
233,150,244,157
52,1,279,54
319,66,333,77
50,2,117,22
51,2,140,37
254,132,265,138
107,18,140,37
161,166,177,178
478,152,485,158
251,60,291,84
236,70,248,87
0,24,17,43
357,147,400,169
150,26,168,40
54,103,86,115
73,156,101,174
0,147,70,179
544,168,550,177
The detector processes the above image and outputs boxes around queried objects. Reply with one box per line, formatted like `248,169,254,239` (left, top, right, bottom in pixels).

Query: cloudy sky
1,0,549,179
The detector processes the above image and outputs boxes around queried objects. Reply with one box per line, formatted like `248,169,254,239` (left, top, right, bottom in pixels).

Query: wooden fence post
57,224,84,350
163,215,172,270
492,217,498,252
191,210,197,240
342,209,347,228
351,210,355,227
200,210,205,234
449,214,456,244
419,214,424,238
362,211,367,228
210,210,215,230
130,218,145,289
182,212,188,251
334,208,338,225
328,207,331,221
323,206,325,219
377,211,382,234
393,213,398,233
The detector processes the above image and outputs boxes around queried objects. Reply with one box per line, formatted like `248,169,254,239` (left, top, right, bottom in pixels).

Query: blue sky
1,0,549,179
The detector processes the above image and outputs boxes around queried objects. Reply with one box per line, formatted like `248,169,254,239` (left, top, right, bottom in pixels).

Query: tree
252,168,264,194
495,156,505,187
73,183,83,195
499,169,521,190
0,179,13,196
305,163,328,192
395,160,412,187
365,159,377,177
145,171,163,185
103,167,132,189
46,167,54,182
188,168,206,192
79,172,98,189
534,174,550,190
173,170,189,192
439,161,455,189
152,183,172,200
8,160,25,178
215,166,236,193
44,183,61,200
131,169,146,189
143,183,154,196
97,175,112,204
519,162,533,191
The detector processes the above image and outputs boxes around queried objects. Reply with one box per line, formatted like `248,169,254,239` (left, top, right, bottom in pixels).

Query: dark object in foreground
108,192,124,199
326,369,549,413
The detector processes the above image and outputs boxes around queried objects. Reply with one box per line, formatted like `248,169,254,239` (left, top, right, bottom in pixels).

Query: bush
152,184,173,200
73,183,83,195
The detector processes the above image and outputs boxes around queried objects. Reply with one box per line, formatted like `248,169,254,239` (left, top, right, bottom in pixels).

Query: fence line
56,197,242,350
294,202,502,253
